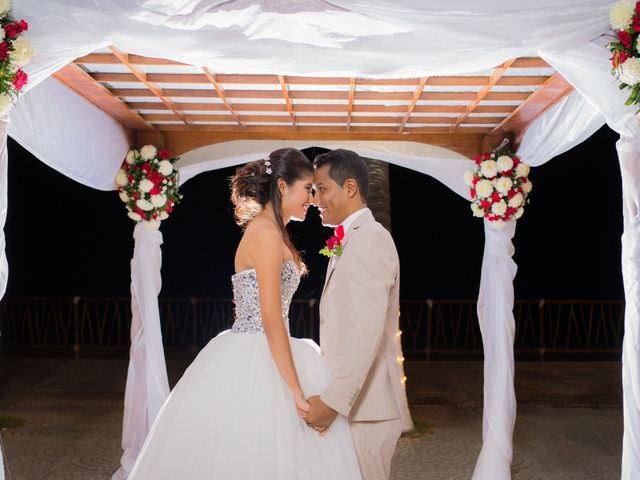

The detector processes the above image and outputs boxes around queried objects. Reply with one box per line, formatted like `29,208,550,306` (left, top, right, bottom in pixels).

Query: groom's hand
305,395,338,433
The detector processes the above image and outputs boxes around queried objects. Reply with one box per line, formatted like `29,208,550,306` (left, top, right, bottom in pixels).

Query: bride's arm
251,224,308,415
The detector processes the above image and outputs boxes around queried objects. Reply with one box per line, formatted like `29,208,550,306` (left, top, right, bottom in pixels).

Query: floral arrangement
608,0,640,112
115,145,182,229
0,1,31,114
464,147,532,229
319,224,344,258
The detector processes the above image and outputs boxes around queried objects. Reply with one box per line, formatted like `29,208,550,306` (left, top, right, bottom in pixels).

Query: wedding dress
128,260,362,479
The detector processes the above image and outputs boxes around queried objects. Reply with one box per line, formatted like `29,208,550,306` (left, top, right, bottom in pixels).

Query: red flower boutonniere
319,225,344,258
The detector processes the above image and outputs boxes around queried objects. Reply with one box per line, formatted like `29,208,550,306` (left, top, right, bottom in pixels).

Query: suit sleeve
320,229,397,417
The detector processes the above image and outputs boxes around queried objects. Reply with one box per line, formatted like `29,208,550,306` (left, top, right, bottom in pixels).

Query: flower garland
115,145,182,229
0,1,31,114
608,0,640,112
464,147,532,229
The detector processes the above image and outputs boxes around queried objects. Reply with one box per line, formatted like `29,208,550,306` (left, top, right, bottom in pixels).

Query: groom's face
313,165,348,227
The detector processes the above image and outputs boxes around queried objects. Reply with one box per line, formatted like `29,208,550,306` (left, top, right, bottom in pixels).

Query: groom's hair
313,149,369,202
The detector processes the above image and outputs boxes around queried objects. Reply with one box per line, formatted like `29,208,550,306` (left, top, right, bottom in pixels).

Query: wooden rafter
489,72,574,141
201,67,244,127
278,75,296,128
108,46,190,126
398,77,429,133
450,59,516,133
346,78,356,132
53,63,152,133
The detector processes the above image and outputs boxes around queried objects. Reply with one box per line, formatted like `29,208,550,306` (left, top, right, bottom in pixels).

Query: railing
0,297,625,359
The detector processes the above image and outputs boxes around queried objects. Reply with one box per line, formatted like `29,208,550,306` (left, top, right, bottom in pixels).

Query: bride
128,148,362,479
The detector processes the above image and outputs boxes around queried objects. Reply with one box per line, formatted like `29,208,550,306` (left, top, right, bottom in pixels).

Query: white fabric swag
1,2,638,480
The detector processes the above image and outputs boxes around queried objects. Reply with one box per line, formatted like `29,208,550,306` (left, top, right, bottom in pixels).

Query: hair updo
229,148,313,272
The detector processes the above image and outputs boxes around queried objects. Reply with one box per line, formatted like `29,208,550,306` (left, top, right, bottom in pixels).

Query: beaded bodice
230,260,300,334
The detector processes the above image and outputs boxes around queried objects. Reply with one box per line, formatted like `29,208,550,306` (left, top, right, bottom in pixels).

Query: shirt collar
339,207,369,236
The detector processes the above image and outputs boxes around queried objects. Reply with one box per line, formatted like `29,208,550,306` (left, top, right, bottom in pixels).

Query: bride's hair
229,147,313,273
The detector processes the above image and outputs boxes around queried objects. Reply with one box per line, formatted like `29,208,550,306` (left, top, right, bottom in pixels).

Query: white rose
491,200,507,216
10,36,32,68
515,163,530,178
475,179,493,198
515,208,525,219
125,150,136,164
610,0,635,30
143,219,161,230
620,57,640,86
521,180,533,194
0,27,5,43
480,160,498,178
151,194,166,208
508,192,524,208
127,211,142,222
470,202,485,218
118,191,129,203
0,92,12,115
495,177,513,196
160,211,169,220
115,169,128,187
0,0,10,16
140,144,157,161
138,179,154,193
496,155,513,172
463,169,475,187
158,160,173,176
136,198,154,211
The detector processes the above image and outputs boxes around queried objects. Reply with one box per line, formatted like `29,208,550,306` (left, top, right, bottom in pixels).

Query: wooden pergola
53,47,574,159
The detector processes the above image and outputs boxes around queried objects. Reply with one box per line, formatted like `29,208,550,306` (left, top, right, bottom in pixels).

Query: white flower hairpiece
264,159,272,175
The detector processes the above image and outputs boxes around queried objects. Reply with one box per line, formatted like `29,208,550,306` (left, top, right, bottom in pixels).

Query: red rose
158,149,171,159
491,191,501,203
152,212,158,219
12,69,28,91
134,206,145,216
148,170,163,185
19,19,28,31
470,189,476,198
127,174,134,183
0,43,8,61
475,156,481,165
618,30,632,49
327,236,337,251
334,224,345,240
513,157,521,167
506,206,517,215
634,17,640,32
4,21,26,39
150,186,161,195
141,163,151,174
507,190,516,199
166,206,173,213
636,1,640,15
520,177,527,183
483,152,491,160
481,199,491,210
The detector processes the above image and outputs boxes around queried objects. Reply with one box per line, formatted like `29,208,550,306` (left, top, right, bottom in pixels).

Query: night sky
3,125,623,302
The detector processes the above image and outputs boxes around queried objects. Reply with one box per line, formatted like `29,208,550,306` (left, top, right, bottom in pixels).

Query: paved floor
0,359,623,479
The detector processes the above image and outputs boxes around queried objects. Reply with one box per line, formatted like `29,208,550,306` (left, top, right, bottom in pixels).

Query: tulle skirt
128,330,362,479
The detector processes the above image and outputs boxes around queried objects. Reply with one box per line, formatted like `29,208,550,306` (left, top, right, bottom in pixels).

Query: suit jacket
319,209,408,422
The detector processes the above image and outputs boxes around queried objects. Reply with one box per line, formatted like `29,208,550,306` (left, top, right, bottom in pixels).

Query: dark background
3,125,624,301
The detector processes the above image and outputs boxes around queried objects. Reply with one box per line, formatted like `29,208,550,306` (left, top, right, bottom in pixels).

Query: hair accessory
264,159,272,175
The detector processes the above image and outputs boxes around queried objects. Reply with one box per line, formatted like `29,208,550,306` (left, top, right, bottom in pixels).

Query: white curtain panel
113,224,170,480
619,137,640,480
473,219,517,480
8,77,129,191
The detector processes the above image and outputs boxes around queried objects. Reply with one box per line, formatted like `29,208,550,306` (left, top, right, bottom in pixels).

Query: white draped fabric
113,224,170,480
0,116,8,480
473,220,517,480
4,1,638,479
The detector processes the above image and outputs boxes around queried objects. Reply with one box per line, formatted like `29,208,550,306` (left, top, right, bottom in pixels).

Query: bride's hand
293,391,310,419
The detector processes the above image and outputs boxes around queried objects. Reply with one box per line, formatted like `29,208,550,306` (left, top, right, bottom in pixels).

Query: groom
305,149,408,480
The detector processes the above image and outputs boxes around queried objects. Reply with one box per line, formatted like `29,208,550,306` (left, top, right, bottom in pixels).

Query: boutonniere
319,225,344,258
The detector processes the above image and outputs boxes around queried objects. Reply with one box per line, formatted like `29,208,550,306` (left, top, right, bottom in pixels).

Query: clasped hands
294,394,338,436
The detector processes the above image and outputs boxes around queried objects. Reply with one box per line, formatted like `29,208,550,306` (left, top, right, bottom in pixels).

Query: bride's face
280,174,314,222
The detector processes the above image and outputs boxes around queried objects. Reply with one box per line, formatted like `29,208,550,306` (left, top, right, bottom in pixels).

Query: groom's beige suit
319,208,408,480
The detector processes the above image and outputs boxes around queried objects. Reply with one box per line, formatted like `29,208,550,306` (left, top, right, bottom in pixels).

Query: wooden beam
489,72,573,141
146,130,485,159
76,53,186,66
278,75,297,128
202,67,244,127
398,77,429,133
52,63,152,133
109,46,191,126
450,59,516,132
346,78,356,132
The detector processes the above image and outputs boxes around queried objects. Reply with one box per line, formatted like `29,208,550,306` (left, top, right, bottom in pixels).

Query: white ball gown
128,260,362,479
